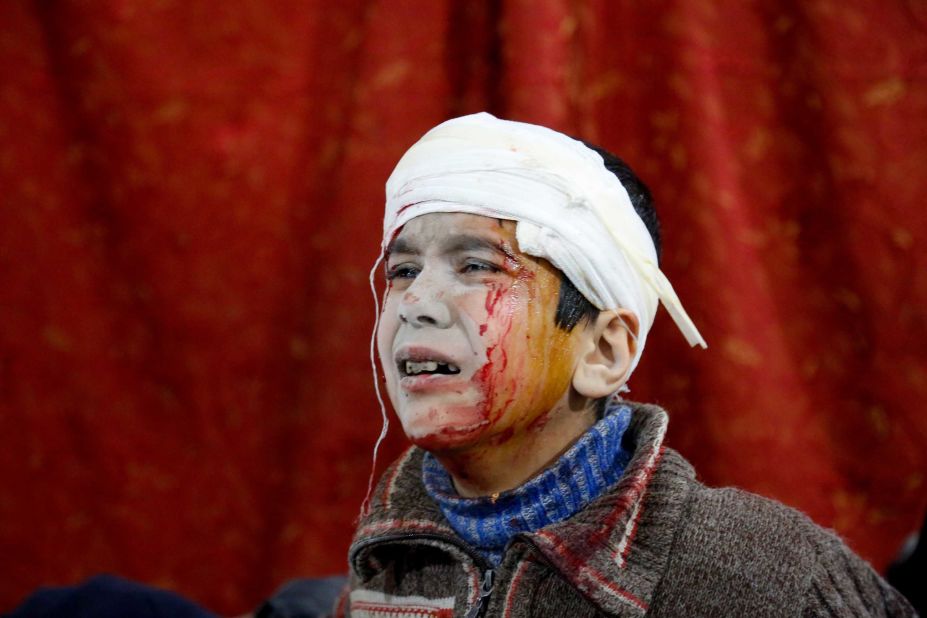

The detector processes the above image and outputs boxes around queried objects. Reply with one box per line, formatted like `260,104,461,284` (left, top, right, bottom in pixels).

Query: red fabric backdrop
2,0,926,613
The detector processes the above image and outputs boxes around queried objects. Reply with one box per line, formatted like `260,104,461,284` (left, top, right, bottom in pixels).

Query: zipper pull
464,569,494,618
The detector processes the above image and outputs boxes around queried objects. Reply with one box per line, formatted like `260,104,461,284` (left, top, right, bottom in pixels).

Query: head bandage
382,112,706,382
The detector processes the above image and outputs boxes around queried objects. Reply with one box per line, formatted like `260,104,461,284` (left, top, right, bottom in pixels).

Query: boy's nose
398,290,453,329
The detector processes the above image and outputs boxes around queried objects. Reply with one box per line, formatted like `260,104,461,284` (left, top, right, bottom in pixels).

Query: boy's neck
432,400,598,498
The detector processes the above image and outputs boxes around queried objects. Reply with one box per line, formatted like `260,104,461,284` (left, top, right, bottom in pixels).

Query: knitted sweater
421,404,633,566
343,403,916,617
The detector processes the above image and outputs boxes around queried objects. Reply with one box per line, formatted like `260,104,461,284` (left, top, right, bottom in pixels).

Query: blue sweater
422,403,633,565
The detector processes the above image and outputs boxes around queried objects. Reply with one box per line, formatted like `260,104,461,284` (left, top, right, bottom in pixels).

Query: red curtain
2,0,926,613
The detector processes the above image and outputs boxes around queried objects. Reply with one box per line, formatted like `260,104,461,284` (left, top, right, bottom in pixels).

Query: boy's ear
572,309,639,399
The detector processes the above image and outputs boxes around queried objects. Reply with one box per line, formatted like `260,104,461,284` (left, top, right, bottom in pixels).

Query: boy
342,113,914,617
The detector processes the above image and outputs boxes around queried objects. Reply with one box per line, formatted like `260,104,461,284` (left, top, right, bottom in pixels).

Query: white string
360,250,390,518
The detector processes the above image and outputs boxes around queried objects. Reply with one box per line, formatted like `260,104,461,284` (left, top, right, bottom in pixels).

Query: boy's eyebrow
387,236,418,256
443,234,514,259
387,233,517,260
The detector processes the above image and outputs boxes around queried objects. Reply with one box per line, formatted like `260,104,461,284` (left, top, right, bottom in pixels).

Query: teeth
406,360,438,375
403,360,461,376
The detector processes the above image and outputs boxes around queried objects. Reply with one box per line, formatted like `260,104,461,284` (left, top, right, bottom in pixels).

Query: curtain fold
1,0,925,613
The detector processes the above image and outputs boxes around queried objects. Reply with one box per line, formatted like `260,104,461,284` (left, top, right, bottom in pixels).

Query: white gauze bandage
383,112,706,382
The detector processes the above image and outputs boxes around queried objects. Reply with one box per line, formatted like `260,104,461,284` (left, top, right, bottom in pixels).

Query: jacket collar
518,402,695,614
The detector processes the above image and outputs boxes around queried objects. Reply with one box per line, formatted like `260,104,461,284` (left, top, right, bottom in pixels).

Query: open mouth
399,359,461,378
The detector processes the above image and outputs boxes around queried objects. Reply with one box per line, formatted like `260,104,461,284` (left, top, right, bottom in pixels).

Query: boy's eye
461,260,501,274
385,264,420,280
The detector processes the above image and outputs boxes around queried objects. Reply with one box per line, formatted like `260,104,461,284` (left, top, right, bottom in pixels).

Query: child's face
378,213,586,452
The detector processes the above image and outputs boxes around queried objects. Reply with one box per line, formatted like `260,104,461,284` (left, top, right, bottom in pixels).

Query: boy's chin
399,406,492,452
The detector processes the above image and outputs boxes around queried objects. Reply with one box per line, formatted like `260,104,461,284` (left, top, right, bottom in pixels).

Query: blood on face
377,213,582,452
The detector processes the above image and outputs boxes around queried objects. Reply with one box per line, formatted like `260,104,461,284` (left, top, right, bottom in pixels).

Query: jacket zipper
463,568,494,618
350,532,495,617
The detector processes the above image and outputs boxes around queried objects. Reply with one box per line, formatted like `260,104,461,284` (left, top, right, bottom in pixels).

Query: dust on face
377,212,582,453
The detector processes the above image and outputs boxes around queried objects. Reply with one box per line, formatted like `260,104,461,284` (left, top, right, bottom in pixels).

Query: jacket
344,403,915,617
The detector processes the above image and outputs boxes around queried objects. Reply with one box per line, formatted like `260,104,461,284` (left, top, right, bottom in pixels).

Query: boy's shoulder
644,449,914,616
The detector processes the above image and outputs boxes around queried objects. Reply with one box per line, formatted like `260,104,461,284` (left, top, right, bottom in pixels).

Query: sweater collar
421,404,633,565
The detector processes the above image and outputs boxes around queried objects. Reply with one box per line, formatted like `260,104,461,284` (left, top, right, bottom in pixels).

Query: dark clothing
344,403,916,617
257,577,348,618
4,575,215,618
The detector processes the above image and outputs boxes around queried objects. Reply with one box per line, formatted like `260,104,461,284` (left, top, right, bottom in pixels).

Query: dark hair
554,143,661,333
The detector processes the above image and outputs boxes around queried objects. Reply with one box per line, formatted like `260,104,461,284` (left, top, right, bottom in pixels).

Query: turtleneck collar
421,403,633,565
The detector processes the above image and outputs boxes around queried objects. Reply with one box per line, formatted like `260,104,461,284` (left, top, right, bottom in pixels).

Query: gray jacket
345,403,915,617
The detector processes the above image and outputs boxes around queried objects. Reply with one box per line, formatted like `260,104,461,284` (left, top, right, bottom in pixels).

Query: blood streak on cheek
475,352,516,426
473,287,516,424
483,283,505,314
478,282,505,337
